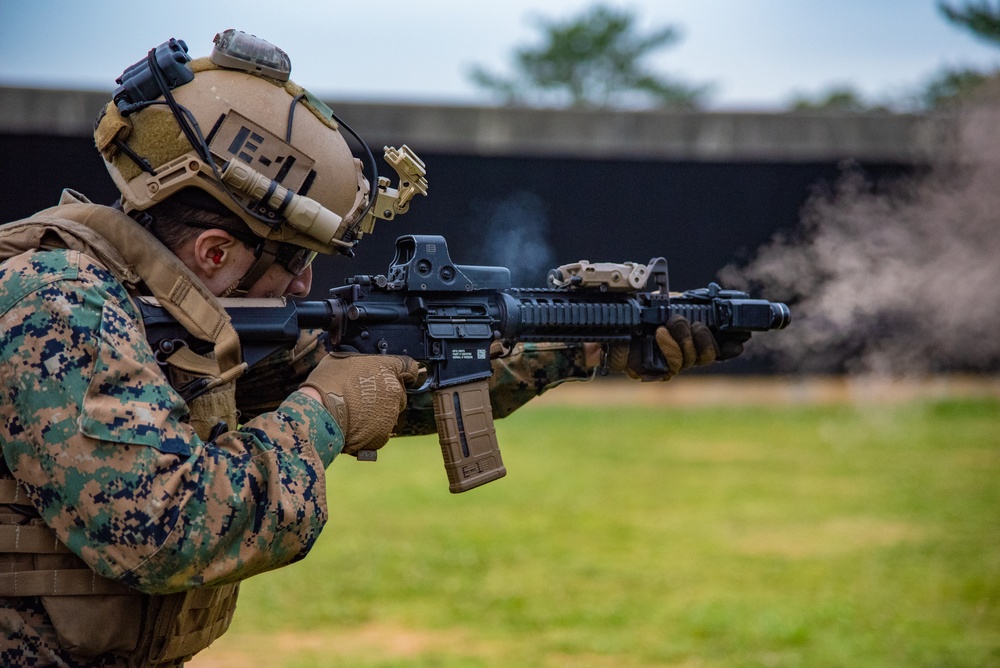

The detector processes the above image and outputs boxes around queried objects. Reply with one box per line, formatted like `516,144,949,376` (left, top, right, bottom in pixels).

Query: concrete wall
0,86,938,162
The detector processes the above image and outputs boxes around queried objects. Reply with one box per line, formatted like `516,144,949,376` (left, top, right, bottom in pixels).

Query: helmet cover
96,40,369,254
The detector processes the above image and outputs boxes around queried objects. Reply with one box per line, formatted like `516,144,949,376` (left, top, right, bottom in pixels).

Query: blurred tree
919,67,993,108
790,3,1000,112
939,0,1000,45
918,1,1000,108
789,86,876,112
468,4,710,109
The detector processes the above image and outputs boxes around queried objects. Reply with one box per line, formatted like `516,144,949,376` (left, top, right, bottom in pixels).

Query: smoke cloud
720,90,1000,375
467,191,555,286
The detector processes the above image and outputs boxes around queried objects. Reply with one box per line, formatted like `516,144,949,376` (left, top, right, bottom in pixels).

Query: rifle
140,234,790,493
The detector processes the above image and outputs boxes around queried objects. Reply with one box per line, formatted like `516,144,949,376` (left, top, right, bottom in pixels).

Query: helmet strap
226,239,281,296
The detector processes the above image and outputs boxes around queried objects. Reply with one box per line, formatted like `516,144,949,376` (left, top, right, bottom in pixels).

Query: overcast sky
2,0,999,110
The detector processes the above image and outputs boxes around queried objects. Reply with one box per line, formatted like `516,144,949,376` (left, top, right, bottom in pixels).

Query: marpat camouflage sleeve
0,249,344,594
236,328,330,420
394,342,593,436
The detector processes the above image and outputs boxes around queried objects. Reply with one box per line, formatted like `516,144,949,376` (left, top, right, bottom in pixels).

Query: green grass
193,395,1000,668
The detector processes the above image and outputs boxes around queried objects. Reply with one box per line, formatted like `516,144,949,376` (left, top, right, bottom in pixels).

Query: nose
285,264,313,298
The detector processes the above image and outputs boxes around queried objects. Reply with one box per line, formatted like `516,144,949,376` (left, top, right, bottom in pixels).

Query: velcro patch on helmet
209,111,316,193
93,103,133,161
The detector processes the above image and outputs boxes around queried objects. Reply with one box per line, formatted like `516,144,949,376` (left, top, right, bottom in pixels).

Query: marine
0,30,729,666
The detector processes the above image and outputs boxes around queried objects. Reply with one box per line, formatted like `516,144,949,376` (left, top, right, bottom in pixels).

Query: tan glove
607,314,721,381
300,353,422,455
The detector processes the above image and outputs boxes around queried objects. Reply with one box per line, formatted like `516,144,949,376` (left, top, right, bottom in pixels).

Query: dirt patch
187,622,499,667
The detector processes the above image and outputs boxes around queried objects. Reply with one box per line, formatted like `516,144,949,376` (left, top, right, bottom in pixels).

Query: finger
717,333,751,361
606,343,630,374
664,315,697,370
719,339,745,360
489,340,509,359
654,327,684,376
690,322,719,366
397,356,423,386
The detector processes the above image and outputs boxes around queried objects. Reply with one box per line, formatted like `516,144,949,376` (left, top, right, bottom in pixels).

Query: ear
191,229,243,277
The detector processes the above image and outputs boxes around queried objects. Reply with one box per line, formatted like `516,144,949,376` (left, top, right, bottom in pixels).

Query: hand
606,315,744,381
300,353,422,455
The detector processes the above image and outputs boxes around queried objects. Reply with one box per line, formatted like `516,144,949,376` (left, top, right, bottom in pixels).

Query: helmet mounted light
211,29,291,81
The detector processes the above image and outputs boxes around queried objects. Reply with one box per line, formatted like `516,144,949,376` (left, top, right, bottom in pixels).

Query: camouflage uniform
0,196,591,666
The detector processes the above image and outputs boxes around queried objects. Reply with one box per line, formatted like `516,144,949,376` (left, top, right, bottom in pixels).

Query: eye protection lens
273,244,317,276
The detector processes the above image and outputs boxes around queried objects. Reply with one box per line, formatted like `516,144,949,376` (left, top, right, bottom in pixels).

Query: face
185,229,314,299
235,247,314,299
221,242,314,298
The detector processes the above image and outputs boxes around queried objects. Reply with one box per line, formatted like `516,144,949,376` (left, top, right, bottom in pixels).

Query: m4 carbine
140,235,790,493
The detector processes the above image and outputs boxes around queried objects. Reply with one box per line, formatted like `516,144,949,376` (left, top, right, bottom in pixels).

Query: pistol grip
432,380,507,493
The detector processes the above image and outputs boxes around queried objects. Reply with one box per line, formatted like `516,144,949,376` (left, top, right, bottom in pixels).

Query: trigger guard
406,366,437,394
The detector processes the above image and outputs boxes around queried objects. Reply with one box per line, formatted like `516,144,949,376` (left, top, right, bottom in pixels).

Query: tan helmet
94,30,379,255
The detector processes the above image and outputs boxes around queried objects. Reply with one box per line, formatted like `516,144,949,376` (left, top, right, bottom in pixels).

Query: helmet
95,30,375,255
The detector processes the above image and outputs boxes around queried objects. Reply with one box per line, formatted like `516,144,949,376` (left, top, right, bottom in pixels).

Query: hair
117,189,257,253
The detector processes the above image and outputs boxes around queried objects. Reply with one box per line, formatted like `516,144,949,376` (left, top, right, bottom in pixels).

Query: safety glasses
271,243,317,276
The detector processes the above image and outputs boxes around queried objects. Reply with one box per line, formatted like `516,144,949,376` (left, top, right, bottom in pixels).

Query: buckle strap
0,568,137,596
0,525,72,554
0,479,25,504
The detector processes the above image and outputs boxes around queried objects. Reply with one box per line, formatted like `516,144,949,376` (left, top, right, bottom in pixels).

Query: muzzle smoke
468,191,555,286
720,91,1000,374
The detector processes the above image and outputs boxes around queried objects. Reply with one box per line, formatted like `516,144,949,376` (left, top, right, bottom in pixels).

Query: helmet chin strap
223,239,282,297
218,277,243,299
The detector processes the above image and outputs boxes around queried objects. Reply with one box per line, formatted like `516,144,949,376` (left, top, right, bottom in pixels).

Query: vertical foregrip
432,380,507,493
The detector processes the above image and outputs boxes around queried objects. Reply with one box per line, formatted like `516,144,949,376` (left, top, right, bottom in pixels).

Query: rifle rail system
141,235,789,493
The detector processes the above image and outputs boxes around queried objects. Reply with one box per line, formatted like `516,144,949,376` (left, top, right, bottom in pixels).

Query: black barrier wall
0,132,913,373
1,133,911,292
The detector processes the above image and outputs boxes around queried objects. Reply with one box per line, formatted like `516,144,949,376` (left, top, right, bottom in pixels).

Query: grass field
190,379,1000,668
